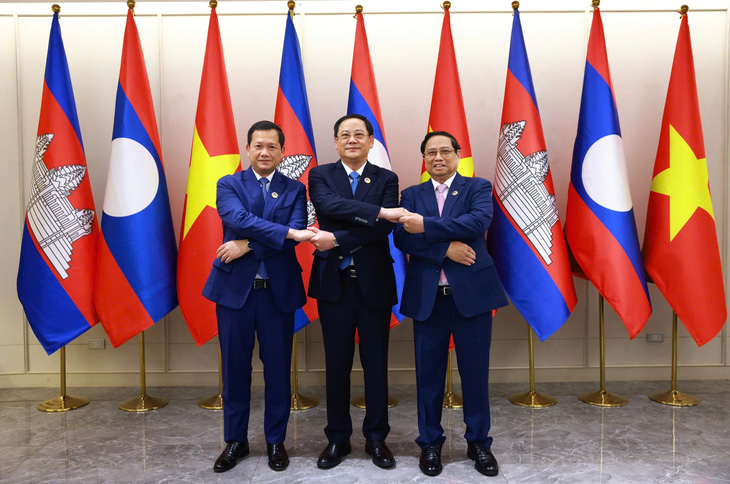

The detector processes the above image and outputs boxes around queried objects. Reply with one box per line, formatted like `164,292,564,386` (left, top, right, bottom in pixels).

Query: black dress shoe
467,442,499,477
364,439,395,469
419,444,443,477
317,440,351,469
213,441,249,473
266,442,289,471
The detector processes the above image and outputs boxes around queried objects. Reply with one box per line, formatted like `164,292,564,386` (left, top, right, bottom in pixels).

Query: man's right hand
445,241,476,266
378,207,408,223
287,228,315,242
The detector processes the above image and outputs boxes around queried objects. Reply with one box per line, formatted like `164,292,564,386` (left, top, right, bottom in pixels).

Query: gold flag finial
209,0,217,9
127,0,135,11
512,1,519,9
591,0,600,8
355,4,363,14
52,4,60,14
442,1,451,10
287,0,295,11
680,4,689,15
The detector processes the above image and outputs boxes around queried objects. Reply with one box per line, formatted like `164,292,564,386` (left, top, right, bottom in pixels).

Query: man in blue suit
306,114,405,470
203,121,313,473
394,131,508,478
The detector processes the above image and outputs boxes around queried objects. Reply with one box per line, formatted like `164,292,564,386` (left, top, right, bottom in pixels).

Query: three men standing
395,131,508,477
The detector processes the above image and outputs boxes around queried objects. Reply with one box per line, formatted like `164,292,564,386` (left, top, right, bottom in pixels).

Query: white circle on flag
103,137,159,217
367,139,391,170
581,134,633,212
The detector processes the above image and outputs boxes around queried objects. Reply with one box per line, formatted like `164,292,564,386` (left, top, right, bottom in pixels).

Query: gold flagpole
509,326,557,407
291,332,318,410
38,346,89,412
443,350,463,408
649,311,700,406
579,295,627,406
119,332,167,411
199,346,224,409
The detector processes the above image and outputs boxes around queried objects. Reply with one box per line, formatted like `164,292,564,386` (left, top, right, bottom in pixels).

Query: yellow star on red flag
183,127,239,238
650,124,714,241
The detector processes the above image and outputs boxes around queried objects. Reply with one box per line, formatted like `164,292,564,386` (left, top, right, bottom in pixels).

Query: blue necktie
339,172,359,270
257,179,269,278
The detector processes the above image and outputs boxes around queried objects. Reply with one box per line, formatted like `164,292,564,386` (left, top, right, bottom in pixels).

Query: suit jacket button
339,256,344,260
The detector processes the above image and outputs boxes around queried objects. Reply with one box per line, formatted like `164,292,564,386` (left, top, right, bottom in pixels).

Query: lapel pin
364,177,371,184
271,192,279,199
452,190,459,196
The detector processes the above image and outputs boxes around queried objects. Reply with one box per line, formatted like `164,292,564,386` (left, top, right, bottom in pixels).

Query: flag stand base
509,390,556,408
442,391,463,409
119,394,168,412
648,390,700,407
578,390,627,407
292,392,319,410
352,395,398,409
38,394,89,412
198,393,223,410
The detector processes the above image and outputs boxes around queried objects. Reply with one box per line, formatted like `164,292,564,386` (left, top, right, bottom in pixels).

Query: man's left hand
308,227,337,251
400,213,425,234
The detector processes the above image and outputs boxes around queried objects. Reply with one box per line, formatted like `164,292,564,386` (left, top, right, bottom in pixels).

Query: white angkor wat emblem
26,133,94,279
278,153,316,227
494,121,558,265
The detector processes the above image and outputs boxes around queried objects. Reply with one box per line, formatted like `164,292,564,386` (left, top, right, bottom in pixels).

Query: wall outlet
646,333,664,343
88,338,106,350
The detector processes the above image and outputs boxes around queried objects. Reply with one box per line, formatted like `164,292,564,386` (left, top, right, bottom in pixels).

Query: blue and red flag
487,7,577,341
564,6,651,338
274,10,318,333
96,8,178,347
17,11,99,355
347,10,406,327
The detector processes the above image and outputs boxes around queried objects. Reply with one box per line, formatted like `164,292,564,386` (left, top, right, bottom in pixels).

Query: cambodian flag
564,7,651,338
347,10,406,326
95,8,178,347
487,7,577,341
274,11,319,333
17,11,99,355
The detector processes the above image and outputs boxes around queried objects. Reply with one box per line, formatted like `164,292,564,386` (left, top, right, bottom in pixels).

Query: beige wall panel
27,341,165,373
168,342,218,372
166,308,198,345
0,345,25,374
0,16,24,348
490,336,586,370
587,335,722,368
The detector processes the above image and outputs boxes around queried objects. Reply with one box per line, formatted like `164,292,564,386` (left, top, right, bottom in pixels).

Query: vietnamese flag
642,11,726,346
422,3,473,182
177,5,241,345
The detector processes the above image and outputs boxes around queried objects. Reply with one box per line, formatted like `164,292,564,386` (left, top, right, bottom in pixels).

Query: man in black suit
307,114,405,469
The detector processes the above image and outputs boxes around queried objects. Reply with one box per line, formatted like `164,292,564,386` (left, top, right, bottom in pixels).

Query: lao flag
347,10,406,327
178,6,241,346
274,11,318,333
487,7,577,341
96,9,178,347
564,7,651,338
17,12,99,355
643,12,726,346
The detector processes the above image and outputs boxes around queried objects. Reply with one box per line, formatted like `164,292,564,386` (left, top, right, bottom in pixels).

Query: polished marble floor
1,380,729,483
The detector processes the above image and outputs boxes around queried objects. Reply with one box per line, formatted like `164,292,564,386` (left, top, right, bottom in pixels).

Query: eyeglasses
337,131,368,141
424,148,456,159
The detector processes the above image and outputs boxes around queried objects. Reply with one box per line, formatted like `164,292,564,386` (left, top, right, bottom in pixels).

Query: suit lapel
262,171,285,220
441,173,465,218
333,161,353,199
243,167,265,216
354,162,376,200
420,181,440,217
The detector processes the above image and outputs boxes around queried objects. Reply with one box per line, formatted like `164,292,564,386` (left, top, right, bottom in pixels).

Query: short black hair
420,131,461,155
247,120,285,148
333,114,374,137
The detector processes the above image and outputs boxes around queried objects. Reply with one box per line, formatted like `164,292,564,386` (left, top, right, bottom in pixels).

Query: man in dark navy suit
306,114,405,470
394,131,508,478
203,121,313,473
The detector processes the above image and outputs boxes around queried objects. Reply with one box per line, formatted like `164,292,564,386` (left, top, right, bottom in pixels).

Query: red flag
642,12,726,346
423,4,473,182
177,6,241,345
